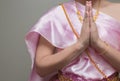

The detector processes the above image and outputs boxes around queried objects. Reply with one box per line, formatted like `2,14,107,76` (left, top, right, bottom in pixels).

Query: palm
87,1,100,48
90,22,100,47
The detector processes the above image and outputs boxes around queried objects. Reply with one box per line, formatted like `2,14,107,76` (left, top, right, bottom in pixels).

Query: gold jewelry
58,70,72,81
75,0,101,22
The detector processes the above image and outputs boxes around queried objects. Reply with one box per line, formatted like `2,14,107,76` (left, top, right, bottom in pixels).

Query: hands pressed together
78,1,120,70
79,1,101,50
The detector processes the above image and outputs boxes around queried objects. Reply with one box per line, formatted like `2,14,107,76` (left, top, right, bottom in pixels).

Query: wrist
94,39,109,54
98,40,109,55
92,38,101,47
91,39,102,50
75,41,86,51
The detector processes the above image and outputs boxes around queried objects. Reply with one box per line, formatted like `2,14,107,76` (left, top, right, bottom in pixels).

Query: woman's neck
75,0,109,9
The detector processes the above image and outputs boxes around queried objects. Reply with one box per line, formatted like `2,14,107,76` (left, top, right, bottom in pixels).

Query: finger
83,1,89,23
89,1,94,23
84,1,89,18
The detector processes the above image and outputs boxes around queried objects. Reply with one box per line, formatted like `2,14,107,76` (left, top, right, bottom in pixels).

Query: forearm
36,42,86,77
95,39,120,71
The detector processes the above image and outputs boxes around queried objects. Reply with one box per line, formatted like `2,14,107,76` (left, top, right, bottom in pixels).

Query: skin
76,0,120,21
35,0,120,77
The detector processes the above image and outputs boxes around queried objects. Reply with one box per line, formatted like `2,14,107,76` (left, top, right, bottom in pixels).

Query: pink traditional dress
25,0,120,81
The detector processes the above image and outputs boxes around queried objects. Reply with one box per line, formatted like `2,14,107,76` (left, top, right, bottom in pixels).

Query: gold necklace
75,0,101,22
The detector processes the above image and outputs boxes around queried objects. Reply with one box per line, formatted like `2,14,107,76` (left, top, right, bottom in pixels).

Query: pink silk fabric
25,0,120,81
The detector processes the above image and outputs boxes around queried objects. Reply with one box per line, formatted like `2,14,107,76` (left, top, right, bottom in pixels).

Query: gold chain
75,0,101,22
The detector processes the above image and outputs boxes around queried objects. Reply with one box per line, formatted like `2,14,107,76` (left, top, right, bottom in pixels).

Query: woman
25,0,120,81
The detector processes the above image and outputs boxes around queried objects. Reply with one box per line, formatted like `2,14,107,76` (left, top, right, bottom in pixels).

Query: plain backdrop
0,0,119,81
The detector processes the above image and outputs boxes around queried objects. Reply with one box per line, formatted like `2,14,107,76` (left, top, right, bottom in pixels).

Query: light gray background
0,0,119,81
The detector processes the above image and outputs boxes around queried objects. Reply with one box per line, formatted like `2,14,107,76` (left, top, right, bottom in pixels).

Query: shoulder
39,3,66,21
109,2,120,8
40,5,62,20
39,1,74,25
40,1,73,19
102,2,120,22
112,2,120,6
33,1,73,30
109,2,120,21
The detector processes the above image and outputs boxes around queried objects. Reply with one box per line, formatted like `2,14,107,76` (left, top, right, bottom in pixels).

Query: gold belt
58,70,72,81
58,71,119,81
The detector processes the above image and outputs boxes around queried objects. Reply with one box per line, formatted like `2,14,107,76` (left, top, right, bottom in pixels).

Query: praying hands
79,1,120,71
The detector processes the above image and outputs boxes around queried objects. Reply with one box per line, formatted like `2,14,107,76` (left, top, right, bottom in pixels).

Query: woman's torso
51,1,120,80
26,1,120,81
